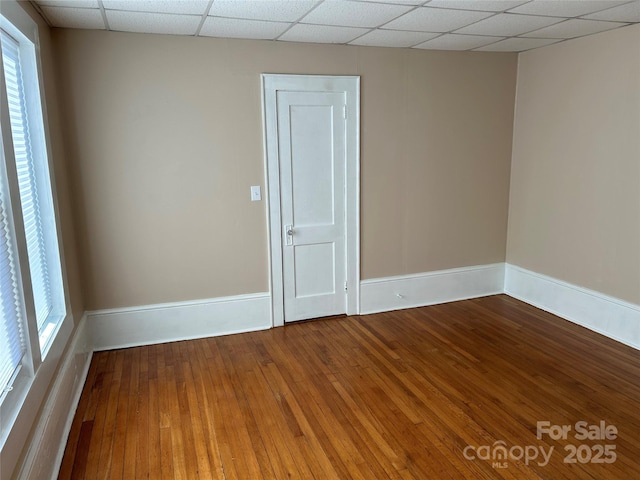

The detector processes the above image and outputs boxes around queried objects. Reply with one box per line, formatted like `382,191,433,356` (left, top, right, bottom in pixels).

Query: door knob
285,225,294,246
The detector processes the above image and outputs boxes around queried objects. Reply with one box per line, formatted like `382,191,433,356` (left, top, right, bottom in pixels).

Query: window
0,5,72,476
0,18,65,403
0,158,25,402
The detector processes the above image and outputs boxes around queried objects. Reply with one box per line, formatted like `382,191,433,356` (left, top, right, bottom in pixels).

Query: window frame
1,24,66,354
0,1,73,477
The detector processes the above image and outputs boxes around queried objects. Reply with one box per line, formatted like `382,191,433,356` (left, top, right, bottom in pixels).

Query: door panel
290,105,335,226
277,91,346,322
293,243,335,297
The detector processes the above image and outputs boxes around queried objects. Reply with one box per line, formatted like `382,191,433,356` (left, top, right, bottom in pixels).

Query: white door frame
261,74,360,327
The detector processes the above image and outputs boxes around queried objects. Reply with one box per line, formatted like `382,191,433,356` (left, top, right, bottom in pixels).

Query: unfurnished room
0,0,639,478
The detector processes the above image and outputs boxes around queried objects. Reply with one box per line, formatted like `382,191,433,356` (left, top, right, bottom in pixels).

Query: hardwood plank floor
58,295,640,479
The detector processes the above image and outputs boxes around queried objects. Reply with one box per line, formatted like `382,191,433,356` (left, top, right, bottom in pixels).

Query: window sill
0,313,73,478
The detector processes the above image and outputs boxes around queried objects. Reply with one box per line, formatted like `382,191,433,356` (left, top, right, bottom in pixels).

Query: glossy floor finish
59,295,640,479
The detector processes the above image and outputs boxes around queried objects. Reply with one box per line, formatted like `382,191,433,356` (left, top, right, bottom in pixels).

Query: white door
263,75,360,326
278,91,346,322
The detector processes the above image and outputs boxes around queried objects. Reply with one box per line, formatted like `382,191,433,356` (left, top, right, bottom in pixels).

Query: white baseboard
360,263,505,315
17,314,93,480
88,293,272,351
505,264,640,350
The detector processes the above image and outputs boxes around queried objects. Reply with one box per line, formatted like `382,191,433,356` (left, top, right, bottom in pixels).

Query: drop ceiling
32,0,640,51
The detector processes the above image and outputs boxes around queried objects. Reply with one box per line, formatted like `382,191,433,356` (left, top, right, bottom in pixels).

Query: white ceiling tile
102,1,210,15
583,1,640,22
425,0,528,12
383,6,493,32
522,18,628,38
33,0,640,50
349,29,439,46
37,0,98,7
455,13,563,35
106,10,201,35
209,0,317,22
508,0,630,18
413,33,502,49
41,6,105,29
475,36,561,51
279,24,369,43
199,17,290,39
300,1,412,28
355,0,425,4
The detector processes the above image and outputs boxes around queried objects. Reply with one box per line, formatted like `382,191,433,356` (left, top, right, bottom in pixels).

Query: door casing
261,74,360,327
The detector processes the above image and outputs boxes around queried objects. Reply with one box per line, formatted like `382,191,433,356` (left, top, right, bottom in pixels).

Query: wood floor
58,295,640,479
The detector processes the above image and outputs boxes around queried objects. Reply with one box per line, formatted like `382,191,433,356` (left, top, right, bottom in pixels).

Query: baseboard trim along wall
18,314,93,480
504,264,640,350
88,293,272,351
359,263,505,315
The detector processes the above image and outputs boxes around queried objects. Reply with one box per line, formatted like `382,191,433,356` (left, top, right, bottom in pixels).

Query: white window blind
1,30,52,332
0,165,25,398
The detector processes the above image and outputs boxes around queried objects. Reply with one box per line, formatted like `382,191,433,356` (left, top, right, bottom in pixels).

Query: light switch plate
251,185,261,201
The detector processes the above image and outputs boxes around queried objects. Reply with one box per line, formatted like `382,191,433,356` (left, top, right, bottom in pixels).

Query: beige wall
507,24,640,305
52,29,517,310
